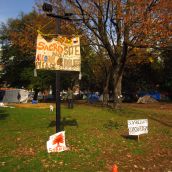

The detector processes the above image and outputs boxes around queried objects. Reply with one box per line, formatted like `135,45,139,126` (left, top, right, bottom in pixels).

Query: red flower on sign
52,134,64,145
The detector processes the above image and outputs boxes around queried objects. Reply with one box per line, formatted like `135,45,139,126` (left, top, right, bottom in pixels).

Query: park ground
0,102,172,172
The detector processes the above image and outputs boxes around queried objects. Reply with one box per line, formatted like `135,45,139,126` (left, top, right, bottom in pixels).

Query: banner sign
47,131,68,153
128,119,148,135
35,34,81,71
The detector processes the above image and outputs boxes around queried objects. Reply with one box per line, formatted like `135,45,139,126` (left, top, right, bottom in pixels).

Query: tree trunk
112,69,123,109
103,71,110,106
112,42,128,108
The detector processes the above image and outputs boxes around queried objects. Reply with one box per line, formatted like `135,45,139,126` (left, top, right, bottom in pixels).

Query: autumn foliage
63,0,172,106
6,11,56,54
1,0,171,106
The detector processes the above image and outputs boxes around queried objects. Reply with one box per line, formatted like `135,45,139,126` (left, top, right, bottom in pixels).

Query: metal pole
56,71,61,132
56,3,61,133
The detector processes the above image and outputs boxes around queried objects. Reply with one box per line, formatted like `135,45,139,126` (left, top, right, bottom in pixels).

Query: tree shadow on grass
121,134,139,141
103,120,123,129
48,116,78,130
0,109,9,120
148,116,172,128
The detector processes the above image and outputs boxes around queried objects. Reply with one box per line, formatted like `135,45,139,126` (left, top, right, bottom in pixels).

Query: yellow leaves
146,48,152,53
148,57,154,63
127,48,156,65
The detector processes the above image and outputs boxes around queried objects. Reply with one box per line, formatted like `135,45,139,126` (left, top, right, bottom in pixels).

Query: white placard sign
128,119,148,135
47,131,68,153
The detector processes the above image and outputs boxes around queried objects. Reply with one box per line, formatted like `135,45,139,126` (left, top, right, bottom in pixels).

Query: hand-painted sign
128,119,148,135
35,34,81,71
47,131,68,153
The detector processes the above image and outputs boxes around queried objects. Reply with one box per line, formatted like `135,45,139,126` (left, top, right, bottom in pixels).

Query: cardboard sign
128,119,148,135
47,131,68,153
35,34,81,71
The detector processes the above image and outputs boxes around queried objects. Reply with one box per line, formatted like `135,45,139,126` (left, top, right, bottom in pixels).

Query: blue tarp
88,93,99,103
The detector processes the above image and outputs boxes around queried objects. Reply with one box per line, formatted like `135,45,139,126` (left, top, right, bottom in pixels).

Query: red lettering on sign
37,42,63,54
37,42,45,50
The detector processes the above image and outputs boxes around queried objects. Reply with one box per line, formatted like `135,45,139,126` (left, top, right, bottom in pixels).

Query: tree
91,49,112,105
123,48,161,94
0,11,56,93
161,47,172,96
56,0,172,107
0,9,97,97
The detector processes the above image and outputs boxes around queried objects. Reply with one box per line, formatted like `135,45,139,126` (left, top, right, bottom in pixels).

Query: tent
0,89,29,103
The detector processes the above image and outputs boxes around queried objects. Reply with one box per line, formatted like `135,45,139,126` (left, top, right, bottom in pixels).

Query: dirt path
123,102,172,111
8,102,172,111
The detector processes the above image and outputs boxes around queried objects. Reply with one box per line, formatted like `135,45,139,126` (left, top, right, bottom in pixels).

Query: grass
0,103,172,172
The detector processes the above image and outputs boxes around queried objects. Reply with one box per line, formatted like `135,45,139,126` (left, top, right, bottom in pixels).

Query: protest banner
128,119,148,136
35,34,81,71
47,131,68,153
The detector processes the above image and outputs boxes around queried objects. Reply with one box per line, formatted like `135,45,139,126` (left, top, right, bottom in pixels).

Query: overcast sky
0,0,36,23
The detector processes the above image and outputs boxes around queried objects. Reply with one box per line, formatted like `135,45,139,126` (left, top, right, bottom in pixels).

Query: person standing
17,92,21,103
67,87,74,109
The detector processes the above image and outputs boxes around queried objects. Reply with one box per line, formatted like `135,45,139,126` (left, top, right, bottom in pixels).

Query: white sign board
128,119,148,135
35,34,81,71
47,131,68,153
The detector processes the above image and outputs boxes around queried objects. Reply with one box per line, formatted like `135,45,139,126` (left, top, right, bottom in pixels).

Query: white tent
0,89,29,103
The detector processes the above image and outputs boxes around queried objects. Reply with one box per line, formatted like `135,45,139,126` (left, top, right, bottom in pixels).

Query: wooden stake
138,135,140,142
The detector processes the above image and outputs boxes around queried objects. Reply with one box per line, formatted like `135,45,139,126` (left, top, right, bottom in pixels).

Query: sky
0,0,36,23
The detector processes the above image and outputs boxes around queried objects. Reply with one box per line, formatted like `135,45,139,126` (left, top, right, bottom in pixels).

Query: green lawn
0,104,172,172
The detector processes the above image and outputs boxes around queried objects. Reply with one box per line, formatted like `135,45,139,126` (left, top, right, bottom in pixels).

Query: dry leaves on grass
12,147,35,157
